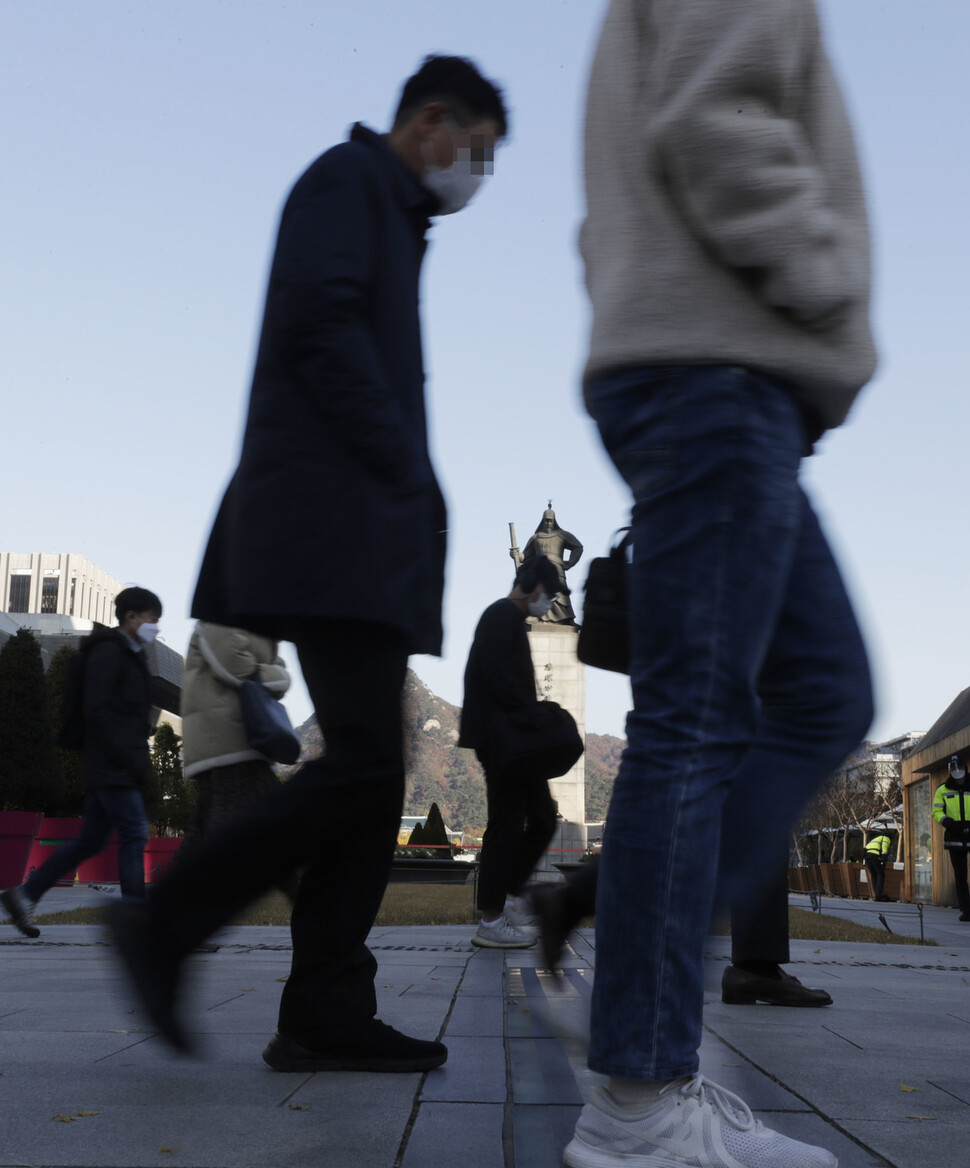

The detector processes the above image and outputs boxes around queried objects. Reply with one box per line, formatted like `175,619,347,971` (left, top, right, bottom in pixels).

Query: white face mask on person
421,123,487,214
951,762,967,782
528,593,555,619
136,622,160,645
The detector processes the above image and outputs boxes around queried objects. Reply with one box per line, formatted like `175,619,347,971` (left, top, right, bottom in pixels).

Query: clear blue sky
2,1,968,742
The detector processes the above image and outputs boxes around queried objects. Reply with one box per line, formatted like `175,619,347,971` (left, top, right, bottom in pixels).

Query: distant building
0,552,120,624
903,690,970,905
0,553,182,723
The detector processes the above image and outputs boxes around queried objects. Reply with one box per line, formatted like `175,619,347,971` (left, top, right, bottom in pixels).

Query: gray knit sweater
581,0,877,432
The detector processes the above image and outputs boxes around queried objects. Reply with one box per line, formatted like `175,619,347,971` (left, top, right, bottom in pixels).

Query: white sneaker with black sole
564,1075,837,1168
1,886,40,939
471,917,536,948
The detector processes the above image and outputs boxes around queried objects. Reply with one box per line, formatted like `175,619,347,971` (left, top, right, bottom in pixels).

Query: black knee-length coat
192,124,446,655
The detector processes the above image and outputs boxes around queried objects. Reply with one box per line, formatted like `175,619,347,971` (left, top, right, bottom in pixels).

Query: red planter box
25,817,85,887
77,833,119,884
0,811,44,888
144,837,183,883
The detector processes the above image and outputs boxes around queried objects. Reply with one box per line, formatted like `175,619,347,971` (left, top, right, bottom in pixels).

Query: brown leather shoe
721,964,832,1007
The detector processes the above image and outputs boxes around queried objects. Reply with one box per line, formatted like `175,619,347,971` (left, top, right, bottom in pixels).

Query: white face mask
528,593,555,618
136,622,160,644
951,764,967,782
421,124,486,215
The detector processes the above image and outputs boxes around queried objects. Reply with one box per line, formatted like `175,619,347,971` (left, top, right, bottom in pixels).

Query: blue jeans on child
585,365,872,1079
24,787,149,901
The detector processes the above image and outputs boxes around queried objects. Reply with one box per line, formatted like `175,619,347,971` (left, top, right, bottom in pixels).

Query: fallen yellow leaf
75,1111,101,1117
242,987,256,992
900,1085,918,1093
53,1115,76,1123
289,1104,308,1111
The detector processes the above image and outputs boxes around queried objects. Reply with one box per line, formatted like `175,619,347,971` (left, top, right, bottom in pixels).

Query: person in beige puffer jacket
180,622,299,902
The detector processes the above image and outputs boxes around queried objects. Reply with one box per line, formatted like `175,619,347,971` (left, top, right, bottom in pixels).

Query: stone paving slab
401,1101,505,1168
4,888,970,1166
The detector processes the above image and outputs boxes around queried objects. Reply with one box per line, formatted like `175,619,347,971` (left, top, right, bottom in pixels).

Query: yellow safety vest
932,784,970,826
865,835,890,857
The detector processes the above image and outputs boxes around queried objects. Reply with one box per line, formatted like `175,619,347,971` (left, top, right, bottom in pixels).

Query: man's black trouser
559,850,795,966
947,847,970,915
476,753,558,915
864,854,886,900
150,620,408,1041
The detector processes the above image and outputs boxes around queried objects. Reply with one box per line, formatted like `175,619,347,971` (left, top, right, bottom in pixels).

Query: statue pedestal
525,623,587,879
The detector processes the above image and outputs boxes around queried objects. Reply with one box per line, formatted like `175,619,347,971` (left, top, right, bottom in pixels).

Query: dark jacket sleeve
269,152,420,489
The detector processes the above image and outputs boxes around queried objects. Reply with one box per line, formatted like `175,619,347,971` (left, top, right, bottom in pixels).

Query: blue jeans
24,787,149,901
586,366,872,1079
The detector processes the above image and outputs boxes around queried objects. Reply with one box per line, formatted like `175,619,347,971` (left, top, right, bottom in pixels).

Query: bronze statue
509,502,583,624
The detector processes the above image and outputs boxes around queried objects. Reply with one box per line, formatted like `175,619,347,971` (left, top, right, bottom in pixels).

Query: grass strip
25,890,934,944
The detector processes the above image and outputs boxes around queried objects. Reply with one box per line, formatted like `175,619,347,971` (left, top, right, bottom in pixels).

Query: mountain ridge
289,668,624,834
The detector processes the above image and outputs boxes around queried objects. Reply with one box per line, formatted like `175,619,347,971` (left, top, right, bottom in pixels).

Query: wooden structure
901,686,970,906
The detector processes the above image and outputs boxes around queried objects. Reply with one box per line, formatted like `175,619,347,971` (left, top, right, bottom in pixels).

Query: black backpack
57,652,86,750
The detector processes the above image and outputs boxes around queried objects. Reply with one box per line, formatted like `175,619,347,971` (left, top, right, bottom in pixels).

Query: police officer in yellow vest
864,830,892,902
932,754,970,921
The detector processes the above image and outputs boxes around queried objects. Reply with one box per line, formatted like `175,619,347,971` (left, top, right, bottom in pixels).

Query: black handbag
495,700,584,783
239,671,302,765
577,527,631,674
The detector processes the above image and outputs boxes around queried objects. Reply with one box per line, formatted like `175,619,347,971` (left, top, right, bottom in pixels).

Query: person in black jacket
108,55,508,1075
1,587,162,938
460,555,563,948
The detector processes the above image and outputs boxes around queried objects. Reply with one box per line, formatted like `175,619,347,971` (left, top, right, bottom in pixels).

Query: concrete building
0,553,182,722
0,553,120,626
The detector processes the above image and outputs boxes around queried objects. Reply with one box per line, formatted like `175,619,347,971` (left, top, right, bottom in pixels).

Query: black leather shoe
959,912,970,922
263,1021,447,1073
721,964,832,1007
108,900,190,1051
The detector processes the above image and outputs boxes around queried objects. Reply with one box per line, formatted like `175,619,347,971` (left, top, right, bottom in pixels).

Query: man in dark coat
110,55,508,1075
459,555,563,949
2,587,163,938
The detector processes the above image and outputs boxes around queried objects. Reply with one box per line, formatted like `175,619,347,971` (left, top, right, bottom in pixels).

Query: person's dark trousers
148,619,409,1041
180,762,301,905
476,753,558,915
562,853,600,922
864,855,886,900
23,787,149,901
729,850,791,967
947,848,970,916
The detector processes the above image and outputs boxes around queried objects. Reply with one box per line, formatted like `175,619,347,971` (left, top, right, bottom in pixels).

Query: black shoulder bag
577,527,631,674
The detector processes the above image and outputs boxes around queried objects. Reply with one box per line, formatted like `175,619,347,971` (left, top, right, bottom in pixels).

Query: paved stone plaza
1,888,969,1167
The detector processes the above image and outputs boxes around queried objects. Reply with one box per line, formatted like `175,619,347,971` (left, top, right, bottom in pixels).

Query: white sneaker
563,1076,837,1167
471,917,536,949
504,895,537,927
